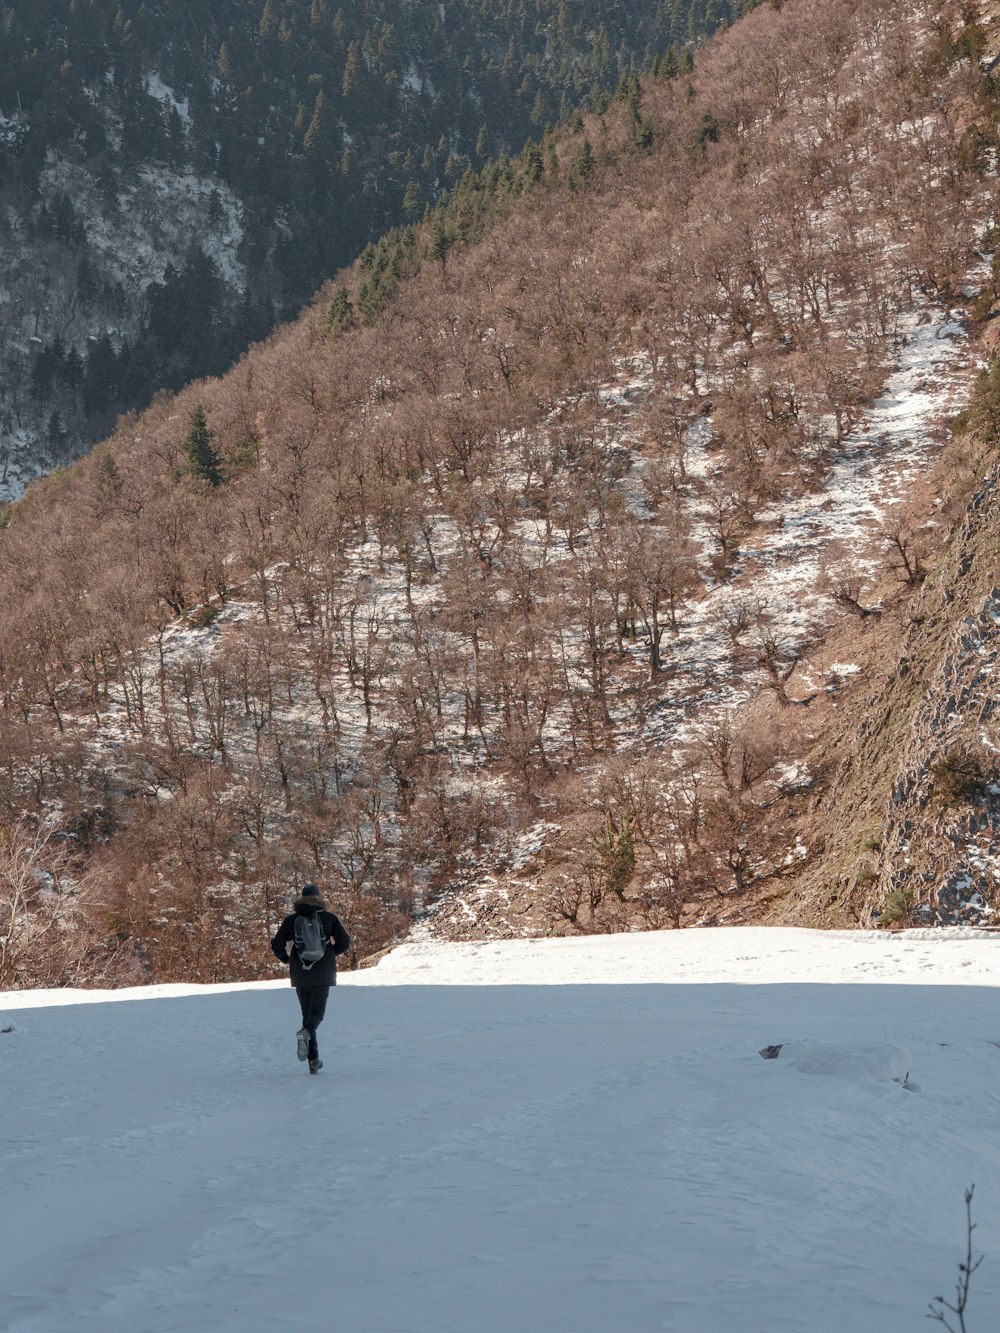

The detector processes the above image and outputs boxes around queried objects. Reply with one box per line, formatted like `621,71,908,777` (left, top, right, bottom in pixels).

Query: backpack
293,913,327,969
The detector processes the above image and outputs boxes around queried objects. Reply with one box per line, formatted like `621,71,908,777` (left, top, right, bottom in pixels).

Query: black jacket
271,898,351,988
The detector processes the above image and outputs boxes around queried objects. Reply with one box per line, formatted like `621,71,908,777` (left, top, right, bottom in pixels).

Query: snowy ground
3,928,1000,1333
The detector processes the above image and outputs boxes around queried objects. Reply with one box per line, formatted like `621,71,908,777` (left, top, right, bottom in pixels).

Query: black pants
296,986,330,1061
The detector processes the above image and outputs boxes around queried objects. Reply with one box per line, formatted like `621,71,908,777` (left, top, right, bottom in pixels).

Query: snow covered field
4,928,1000,1332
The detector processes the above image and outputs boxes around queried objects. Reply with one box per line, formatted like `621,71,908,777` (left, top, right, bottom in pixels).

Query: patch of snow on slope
636,297,979,750
145,72,190,123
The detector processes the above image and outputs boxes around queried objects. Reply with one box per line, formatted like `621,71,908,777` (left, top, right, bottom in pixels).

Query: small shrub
950,407,971,436
970,288,994,322
590,810,636,901
878,886,914,927
187,603,221,630
968,359,1000,451
930,746,990,810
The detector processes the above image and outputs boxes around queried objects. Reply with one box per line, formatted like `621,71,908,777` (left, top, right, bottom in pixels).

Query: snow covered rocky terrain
3,927,1000,1332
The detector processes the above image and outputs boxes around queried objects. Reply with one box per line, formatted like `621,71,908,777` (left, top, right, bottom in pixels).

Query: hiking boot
308,1058,323,1075
296,1028,309,1061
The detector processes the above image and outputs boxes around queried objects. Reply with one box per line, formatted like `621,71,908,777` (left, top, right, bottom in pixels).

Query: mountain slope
4,928,1000,1333
786,446,1000,928
0,0,735,498
1,0,998,984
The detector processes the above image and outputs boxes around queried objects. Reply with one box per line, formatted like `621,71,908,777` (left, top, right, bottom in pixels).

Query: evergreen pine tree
568,137,595,191
475,124,493,160
303,90,331,159
342,41,360,99
185,404,222,486
96,454,125,512
83,334,117,417
47,410,66,449
427,215,449,265
520,140,543,187
326,287,353,336
217,43,234,83
402,179,423,219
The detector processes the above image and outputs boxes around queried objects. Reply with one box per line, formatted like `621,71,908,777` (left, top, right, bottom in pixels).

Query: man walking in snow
270,884,351,1074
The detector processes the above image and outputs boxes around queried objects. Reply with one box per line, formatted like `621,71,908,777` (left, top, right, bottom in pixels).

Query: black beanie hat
301,883,321,898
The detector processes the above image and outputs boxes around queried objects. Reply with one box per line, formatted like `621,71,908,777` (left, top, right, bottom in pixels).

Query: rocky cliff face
788,454,1000,928
982,0,1000,61
879,478,1000,925
794,0,1000,929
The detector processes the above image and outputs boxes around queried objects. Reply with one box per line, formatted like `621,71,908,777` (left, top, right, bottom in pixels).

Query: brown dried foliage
0,0,989,981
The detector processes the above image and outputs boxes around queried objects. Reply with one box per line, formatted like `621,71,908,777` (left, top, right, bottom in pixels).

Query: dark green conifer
303,90,331,158
326,287,353,336
342,41,360,98
185,405,222,486
47,411,66,448
259,0,276,40
568,137,595,190
402,179,423,219
520,140,543,186
427,215,449,265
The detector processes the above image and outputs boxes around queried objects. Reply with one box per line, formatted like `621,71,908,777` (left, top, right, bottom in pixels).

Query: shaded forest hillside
1,0,998,989
0,0,735,498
